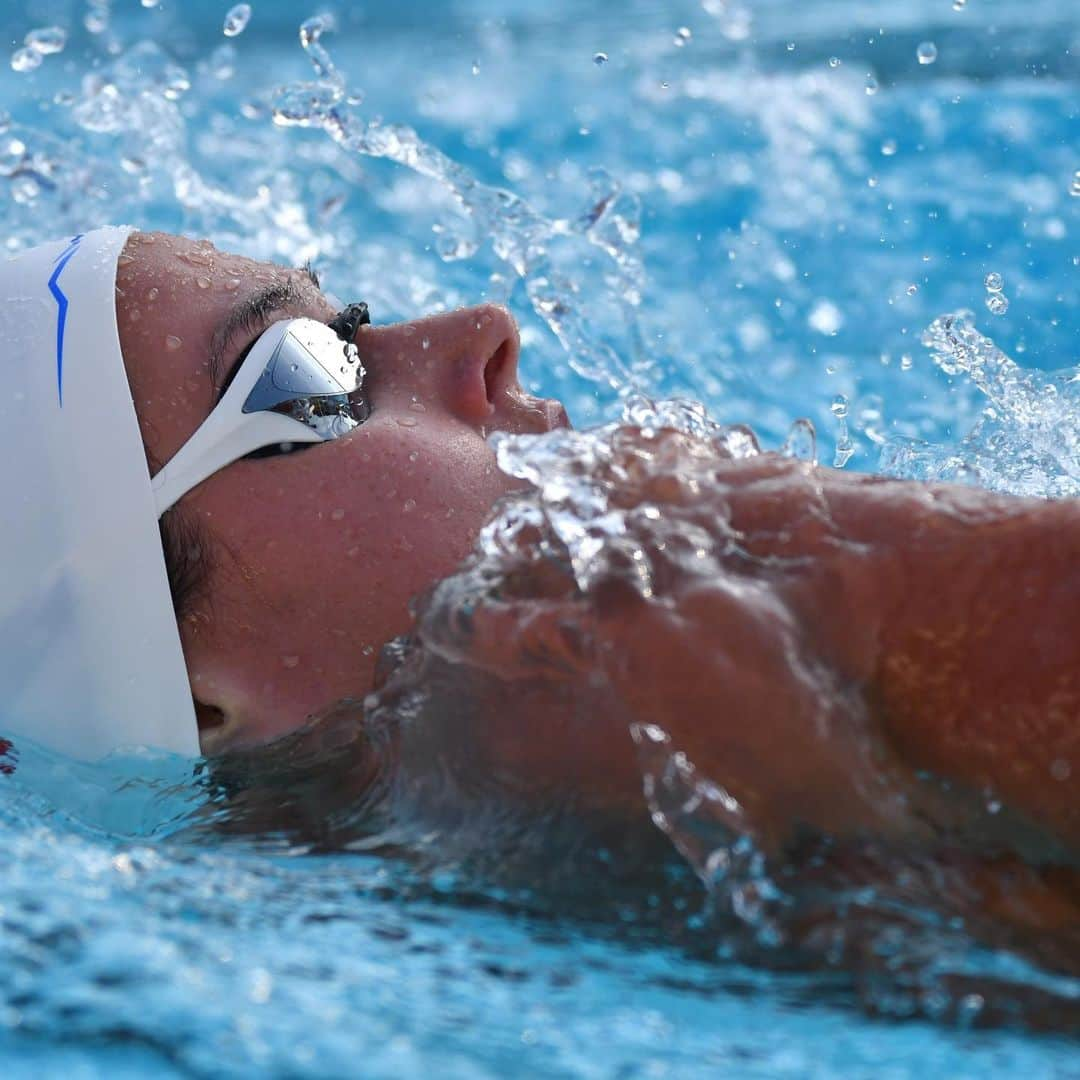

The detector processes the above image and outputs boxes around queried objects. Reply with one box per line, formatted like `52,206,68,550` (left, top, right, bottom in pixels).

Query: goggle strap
152,320,315,518
152,409,321,516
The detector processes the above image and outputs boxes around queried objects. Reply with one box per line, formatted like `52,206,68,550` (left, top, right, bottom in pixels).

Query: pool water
1,0,1078,1074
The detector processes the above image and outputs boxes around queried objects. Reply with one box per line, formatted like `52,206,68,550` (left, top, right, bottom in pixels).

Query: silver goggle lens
242,318,368,439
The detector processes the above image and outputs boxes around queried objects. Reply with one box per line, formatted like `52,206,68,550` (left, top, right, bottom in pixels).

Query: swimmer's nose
350,304,522,427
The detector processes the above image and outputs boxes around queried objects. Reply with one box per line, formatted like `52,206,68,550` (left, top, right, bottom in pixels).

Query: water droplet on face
409,401,426,413
916,41,938,65
361,645,375,657
674,27,692,47
408,451,419,462
402,498,416,512
281,655,300,669
146,288,159,302
225,278,241,291
984,271,1004,292
330,508,345,521
223,3,252,37
196,275,211,290
986,293,1009,315
165,335,183,351
593,52,608,66
396,416,419,428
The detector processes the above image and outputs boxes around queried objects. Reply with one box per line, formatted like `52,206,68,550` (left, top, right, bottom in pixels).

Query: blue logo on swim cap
48,234,84,408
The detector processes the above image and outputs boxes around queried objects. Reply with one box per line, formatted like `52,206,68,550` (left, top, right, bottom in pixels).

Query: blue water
1,0,1079,1074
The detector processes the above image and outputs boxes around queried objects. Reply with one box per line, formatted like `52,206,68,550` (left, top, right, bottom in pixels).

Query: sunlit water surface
1,0,1078,1074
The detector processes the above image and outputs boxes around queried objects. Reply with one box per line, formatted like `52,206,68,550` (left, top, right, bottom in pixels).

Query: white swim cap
0,227,199,760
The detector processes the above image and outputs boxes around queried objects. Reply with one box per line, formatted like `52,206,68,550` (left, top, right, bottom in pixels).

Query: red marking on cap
0,737,16,775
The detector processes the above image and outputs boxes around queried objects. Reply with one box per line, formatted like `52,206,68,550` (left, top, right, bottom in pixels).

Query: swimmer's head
0,228,568,759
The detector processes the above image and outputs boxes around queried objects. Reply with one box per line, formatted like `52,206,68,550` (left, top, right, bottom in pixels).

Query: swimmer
1,227,1077,873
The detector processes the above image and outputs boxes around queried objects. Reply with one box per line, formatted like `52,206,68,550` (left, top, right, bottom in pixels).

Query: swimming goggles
152,302,372,517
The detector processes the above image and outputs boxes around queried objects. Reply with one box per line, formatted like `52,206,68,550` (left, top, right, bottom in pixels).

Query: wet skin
379,433,1079,859
116,232,568,752
118,233,1077,871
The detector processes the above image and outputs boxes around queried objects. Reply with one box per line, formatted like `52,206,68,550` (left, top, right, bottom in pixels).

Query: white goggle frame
152,318,365,517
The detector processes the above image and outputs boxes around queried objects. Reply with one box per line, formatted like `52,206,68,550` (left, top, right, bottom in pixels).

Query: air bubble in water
986,293,1009,315
209,44,236,80
223,3,252,37
299,14,333,48
593,52,608,66
952,0,966,9
674,27,692,47
85,4,109,34
865,73,879,95
828,56,841,68
830,394,848,419
781,418,817,463
906,284,918,295
984,272,1004,292
1069,170,1080,197
916,41,938,65
11,48,42,74
808,299,843,335
12,176,40,204
141,0,160,8
25,27,67,56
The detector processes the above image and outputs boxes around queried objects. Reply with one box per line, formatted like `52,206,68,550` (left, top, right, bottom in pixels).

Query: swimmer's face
116,232,568,752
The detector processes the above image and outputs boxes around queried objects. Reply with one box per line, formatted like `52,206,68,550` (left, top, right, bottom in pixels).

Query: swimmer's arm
754,465,1080,848
595,458,1080,851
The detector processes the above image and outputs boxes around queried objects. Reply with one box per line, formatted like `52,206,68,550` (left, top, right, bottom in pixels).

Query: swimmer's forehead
122,230,325,293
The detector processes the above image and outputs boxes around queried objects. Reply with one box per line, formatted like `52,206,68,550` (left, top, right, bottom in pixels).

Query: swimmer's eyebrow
208,273,314,405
